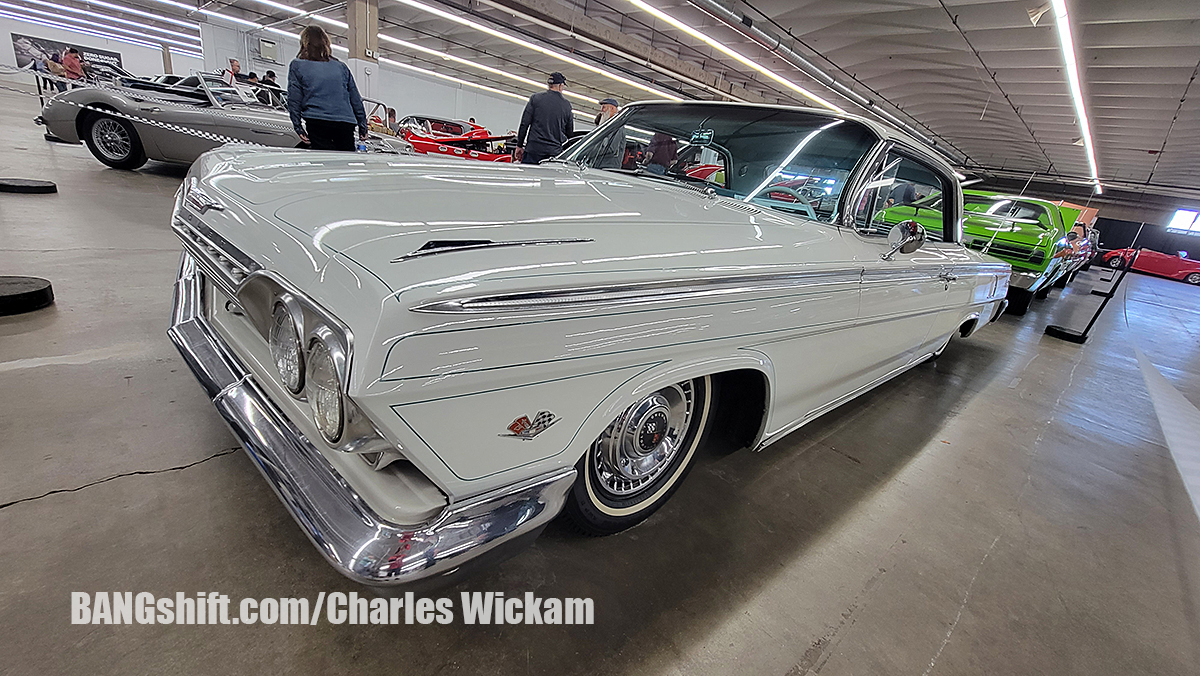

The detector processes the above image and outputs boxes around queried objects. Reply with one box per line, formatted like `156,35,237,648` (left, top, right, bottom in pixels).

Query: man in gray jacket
515,72,574,164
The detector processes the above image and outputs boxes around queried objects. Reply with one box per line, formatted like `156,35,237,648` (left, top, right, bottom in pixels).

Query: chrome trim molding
168,252,576,586
410,269,864,314
393,238,594,262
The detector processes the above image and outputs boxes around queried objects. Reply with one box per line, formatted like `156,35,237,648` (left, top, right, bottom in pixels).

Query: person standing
61,48,83,82
286,25,369,152
514,72,573,164
593,97,619,125
262,70,278,87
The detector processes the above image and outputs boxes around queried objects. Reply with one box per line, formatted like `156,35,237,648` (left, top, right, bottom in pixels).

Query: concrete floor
2,84,1200,675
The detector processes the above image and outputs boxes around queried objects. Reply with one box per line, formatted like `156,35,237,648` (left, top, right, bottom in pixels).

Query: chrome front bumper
167,253,576,587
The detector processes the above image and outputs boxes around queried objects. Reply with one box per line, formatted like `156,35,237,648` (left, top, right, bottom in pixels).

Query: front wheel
82,112,147,170
1107,256,1125,269
563,376,713,535
1186,272,1200,285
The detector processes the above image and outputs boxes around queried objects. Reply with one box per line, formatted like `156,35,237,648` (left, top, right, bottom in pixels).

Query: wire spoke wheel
92,117,131,161
83,113,146,170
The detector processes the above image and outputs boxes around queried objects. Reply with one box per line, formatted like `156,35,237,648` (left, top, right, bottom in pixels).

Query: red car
1101,247,1200,285
397,115,514,162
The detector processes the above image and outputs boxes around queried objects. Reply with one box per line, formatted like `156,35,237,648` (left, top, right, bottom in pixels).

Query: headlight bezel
305,326,347,444
268,297,306,395
232,271,402,462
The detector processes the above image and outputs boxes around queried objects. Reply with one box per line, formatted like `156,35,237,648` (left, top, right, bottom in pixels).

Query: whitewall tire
563,375,713,535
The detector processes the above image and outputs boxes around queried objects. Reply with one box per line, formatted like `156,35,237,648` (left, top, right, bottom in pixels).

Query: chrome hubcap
93,118,130,160
592,382,694,497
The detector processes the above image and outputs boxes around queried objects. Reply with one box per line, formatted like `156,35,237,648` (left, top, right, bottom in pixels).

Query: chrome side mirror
881,220,926,261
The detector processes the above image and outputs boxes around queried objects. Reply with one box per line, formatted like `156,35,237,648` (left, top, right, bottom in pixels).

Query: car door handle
138,106,161,113
250,129,281,135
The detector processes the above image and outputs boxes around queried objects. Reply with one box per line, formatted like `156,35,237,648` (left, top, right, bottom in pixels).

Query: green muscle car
879,189,1081,315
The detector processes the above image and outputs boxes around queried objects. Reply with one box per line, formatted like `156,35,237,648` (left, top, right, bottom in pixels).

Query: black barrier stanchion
1044,249,1140,344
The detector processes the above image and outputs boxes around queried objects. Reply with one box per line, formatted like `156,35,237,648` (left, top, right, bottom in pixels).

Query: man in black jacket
515,72,574,164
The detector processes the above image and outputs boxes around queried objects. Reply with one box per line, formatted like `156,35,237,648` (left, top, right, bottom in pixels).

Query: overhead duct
686,0,970,167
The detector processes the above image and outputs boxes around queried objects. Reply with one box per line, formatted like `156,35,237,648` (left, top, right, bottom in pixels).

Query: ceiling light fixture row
0,6,202,58
622,0,841,112
0,0,199,49
1048,0,1101,194
15,0,200,42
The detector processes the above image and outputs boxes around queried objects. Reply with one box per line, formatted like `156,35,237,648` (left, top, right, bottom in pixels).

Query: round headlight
305,338,343,443
268,303,304,394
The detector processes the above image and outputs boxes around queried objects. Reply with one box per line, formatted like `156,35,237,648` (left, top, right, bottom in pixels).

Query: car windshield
562,103,877,222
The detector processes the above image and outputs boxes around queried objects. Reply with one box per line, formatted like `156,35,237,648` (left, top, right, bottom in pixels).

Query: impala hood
197,148,824,292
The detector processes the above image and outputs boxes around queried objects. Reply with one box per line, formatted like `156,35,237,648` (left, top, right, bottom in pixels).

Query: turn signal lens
305,338,343,443
268,303,303,394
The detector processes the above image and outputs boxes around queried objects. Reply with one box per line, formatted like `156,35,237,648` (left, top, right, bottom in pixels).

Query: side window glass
853,152,946,239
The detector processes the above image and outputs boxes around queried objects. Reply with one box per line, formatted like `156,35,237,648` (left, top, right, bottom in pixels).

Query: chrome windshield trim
392,238,594,262
410,268,863,314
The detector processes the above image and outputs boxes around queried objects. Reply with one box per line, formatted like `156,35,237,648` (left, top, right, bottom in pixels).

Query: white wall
0,15,203,77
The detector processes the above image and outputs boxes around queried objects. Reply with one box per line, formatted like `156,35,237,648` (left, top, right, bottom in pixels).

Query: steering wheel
751,185,818,220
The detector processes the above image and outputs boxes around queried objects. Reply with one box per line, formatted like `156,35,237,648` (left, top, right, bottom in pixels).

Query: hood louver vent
393,238,594,262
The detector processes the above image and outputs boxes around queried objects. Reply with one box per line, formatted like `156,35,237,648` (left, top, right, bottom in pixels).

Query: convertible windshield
563,103,877,222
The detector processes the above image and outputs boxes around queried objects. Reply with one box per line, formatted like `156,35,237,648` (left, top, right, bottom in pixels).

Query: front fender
573,351,776,459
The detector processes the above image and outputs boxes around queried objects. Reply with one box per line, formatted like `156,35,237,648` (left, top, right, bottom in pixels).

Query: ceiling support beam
347,0,379,62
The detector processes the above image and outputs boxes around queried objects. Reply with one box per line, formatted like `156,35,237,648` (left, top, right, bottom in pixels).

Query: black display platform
0,178,57,194
0,276,55,316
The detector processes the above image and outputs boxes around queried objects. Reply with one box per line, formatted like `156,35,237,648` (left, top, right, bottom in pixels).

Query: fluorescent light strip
0,1,199,51
0,7,201,58
1049,0,1100,193
254,3,603,106
624,0,841,112
84,0,199,30
0,0,199,48
17,0,200,42
475,0,735,101
378,32,599,105
390,0,680,101
9,0,198,45
143,0,260,28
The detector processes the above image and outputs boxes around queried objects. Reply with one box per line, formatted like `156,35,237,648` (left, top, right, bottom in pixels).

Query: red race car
397,115,514,162
1101,247,1200,285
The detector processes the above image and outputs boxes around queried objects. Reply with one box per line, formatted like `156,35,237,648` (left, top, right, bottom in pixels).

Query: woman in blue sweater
286,25,368,151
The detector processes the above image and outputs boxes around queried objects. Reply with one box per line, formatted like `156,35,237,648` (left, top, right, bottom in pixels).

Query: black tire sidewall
84,112,146,170
564,376,712,535
1007,288,1032,315
1187,273,1200,285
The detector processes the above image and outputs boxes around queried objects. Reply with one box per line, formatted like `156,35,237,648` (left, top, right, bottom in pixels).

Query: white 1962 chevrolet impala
168,101,1010,586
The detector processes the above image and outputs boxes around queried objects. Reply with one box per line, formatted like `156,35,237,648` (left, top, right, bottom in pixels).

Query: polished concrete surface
2,84,1200,675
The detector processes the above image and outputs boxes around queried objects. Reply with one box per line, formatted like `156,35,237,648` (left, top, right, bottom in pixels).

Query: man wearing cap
515,72,574,164
594,98,619,125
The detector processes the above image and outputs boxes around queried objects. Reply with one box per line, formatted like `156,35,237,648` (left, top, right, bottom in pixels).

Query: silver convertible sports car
37,73,411,169
169,101,1011,586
